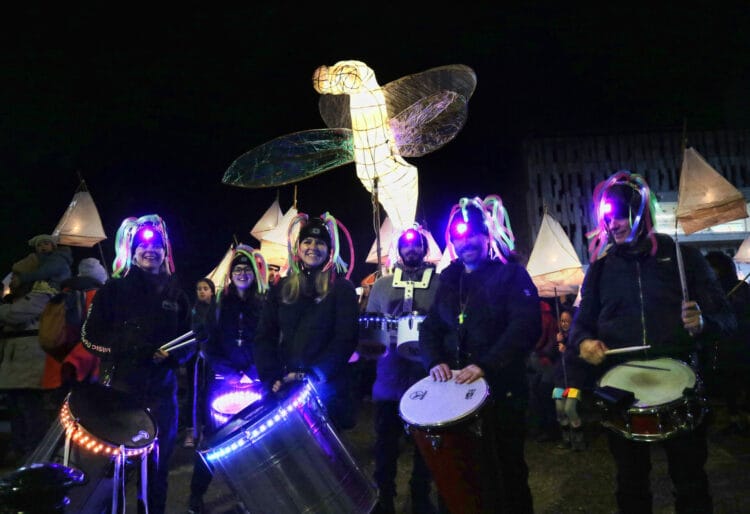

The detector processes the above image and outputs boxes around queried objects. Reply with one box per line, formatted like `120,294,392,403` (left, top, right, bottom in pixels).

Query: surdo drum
400,373,493,514
357,312,393,359
596,357,707,441
396,312,425,362
199,381,377,514
25,383,157,513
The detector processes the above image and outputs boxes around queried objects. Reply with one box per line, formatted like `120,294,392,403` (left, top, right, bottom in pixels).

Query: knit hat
78,257,108,284
28,234,58,248
298,217,331,248
231,252,253,269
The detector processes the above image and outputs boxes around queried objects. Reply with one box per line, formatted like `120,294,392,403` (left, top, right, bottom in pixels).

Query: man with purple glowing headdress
569,171,735,514
419,196,541,514
82,214,191,514
366,224,438,514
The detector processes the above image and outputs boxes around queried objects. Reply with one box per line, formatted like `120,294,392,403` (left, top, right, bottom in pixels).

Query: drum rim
399,374,490,428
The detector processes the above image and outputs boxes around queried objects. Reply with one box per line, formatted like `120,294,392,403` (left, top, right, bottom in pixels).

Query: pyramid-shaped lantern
526,212,585,298
206,245,235,291
675,147,748,235
250,198,283,244
52,187,107,247
260,206,298,268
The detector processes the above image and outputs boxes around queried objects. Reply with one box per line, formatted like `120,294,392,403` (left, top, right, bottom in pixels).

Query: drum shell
199,382,377,514
396,313,425,362
596,358,708,442
357,312,393,359
399,375,495,514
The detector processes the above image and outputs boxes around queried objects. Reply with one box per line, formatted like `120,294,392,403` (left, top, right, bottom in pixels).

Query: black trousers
607,423,711,514
373,400,433,500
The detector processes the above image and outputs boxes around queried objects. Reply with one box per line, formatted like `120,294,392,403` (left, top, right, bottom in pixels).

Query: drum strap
140,452,149,514
392,268,434,313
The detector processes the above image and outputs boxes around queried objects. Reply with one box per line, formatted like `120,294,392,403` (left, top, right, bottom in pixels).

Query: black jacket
82,266,191,398
420,258,541,399
569,233,736,374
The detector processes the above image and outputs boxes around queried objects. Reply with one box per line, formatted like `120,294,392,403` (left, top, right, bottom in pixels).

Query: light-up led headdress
444,195,515,263
587,170,657,262
112,214,174,278
215,243,269,304
396,224,429,261
287,212,354,280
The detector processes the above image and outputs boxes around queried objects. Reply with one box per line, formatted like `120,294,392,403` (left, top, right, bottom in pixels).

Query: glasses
232,267,253,276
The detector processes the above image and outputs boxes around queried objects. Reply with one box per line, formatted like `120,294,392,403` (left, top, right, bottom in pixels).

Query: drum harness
391,266,433,315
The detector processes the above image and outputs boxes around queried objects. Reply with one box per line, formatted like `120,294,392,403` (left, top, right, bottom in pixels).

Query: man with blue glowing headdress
82,214,191,514
419,196,541,514
569,171,735,514
366,224,438,514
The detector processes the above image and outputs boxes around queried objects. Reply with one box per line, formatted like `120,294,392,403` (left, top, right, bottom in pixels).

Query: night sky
3,5,749,287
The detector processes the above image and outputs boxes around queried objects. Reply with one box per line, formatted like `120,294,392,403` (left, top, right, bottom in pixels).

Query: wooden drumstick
604,345,651,355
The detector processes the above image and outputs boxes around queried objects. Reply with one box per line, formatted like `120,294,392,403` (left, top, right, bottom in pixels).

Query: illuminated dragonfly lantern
223,60,476,232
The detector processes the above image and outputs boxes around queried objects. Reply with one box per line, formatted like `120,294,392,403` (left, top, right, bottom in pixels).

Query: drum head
68,383,157,449
598,358,696,407
399,373,489,428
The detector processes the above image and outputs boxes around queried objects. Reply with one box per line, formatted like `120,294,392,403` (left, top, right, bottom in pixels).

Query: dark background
3,4,749,288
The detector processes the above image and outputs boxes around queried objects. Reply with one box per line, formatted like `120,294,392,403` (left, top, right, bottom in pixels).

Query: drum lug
426,433,442,450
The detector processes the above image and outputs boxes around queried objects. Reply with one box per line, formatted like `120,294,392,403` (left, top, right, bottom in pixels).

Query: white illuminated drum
596,357,707,442
357,312,393,359
399,373,492,514
26,383,157,513
209,378,263,426
396,312,425,362
199,381,377,514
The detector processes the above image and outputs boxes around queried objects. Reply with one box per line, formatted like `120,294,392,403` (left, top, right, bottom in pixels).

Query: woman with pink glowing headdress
254,212,359,432
82,214,191,514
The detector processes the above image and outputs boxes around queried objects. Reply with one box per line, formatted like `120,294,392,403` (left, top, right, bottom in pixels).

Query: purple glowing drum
210,379,263,426
199,381,377,514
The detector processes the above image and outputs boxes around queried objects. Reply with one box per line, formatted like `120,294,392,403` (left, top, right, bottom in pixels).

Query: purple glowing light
403,229,417,241
454,222,468,236
141,228,155,240
211,389,263,425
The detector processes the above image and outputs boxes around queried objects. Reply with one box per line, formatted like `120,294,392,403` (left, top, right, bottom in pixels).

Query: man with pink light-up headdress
82,214,192,514
569,171,735,513
419,195,541,514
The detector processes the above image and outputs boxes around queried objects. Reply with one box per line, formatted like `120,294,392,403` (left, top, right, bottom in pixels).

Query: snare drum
25,383,157,513
357,312,393,359
596,357,707,442
396,312,425,362
399,373,493,514
199,381,377,513
209,378,263,426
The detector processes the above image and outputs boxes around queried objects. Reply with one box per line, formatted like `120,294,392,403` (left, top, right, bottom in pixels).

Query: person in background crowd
570,171,735,514
420,195,541,514
254,212,359,431
528,298,561,443
367,225,438,514
187,247,268,514
82,214,192,514
552,305,591,451
703,250,750,435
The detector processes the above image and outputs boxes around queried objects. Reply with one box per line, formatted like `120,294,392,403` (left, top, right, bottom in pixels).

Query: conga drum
25,383,157,513
199,381,377,513
596,357,707,441
399,373,493,514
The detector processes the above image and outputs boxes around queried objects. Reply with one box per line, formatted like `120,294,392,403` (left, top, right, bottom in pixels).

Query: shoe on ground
571,427,586,451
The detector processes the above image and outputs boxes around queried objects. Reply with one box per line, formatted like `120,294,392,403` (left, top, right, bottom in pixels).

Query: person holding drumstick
420,196,541,514
81,214,192,514
366,224,438,514
254,212,359,431
570,171,735,514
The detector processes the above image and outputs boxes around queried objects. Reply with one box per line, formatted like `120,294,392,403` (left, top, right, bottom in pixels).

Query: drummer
254,212,359,431
366,224,438,514
570,171,735,514
81,214,192,514
420,196,541,514
187,244,269,514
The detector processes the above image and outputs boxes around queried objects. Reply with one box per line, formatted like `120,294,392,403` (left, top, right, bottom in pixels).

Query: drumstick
160,337,197,352
160,330,194,350
604,345,651,355
620,363,671,371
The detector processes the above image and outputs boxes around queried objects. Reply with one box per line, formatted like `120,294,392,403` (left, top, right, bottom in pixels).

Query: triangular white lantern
526,212,585,298
250,198,283,243
52,190,107,247
261,206,298,268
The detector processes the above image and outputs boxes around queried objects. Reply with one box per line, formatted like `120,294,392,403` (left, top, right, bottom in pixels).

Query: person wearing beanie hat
255,212,359,434
77,257,108,285
366,223,439,514
82,213,191,514
419,195,540,513
569,171,735,513
28,234,58,252
187,246,268,513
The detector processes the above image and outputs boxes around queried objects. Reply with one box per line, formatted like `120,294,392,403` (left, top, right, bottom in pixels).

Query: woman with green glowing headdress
81,213,191,514
187,243,268,512
254,211,360,431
